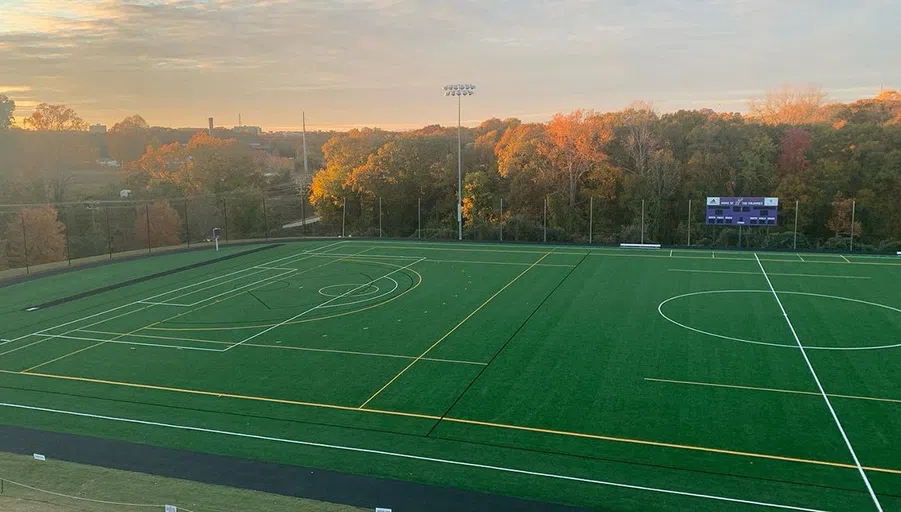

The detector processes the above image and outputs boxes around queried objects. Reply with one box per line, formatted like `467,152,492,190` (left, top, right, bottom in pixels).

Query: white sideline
0,402,828,512
754,253,883,512
222,257,426,352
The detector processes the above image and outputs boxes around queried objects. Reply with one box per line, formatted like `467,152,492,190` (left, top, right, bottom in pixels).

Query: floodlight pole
418,197,421,238
444,84,475,241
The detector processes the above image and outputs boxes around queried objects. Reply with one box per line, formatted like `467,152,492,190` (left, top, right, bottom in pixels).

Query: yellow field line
358,250,554,409
645,377,901,405
3,368,899,476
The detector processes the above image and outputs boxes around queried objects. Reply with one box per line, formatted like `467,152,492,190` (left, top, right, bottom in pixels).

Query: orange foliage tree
540,110,614,206
826,196,861,237
5,206,67,267
135,201,183,248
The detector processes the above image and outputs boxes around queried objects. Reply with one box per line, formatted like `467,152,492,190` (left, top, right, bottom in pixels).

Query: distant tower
208,117,214,135
239,113,242,126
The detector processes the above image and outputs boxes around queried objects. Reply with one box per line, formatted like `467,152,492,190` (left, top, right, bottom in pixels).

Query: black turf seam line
424,250,592,438
0,382,889,498
20,244,283,311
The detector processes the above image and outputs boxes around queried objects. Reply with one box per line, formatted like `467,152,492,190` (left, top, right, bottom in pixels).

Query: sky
0,0,899,131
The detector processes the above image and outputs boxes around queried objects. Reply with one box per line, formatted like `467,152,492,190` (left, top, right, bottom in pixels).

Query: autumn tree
0,94,14,130
777,128,812,176
826,196,861,238
135,201,183,248
109,114,151,164
21,103,91,202
748,85,829,125
540,110,613,206
5,206,67,267
495,123,553,214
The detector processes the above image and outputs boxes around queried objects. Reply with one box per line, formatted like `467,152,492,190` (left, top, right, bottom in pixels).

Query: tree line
310,87,901,250
2,86,901,271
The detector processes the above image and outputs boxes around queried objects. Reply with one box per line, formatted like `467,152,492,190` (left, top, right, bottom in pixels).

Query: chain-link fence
2,193,899,275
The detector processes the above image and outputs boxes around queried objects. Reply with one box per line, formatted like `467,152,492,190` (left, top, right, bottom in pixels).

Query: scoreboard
706,197,778,226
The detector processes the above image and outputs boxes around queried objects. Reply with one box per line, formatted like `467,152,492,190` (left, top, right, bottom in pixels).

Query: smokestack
208,117,214,135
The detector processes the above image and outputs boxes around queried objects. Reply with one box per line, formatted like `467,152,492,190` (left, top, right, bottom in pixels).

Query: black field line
754,253,883,512
424,250,591,438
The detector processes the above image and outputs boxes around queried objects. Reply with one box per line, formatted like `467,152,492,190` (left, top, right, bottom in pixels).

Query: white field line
359,251,553,409
174,269,297,307
841,255,852,264
754,253,882,512
137,301,192,307
0,402,829,512
77,330,487,366
669,249,673,257
297,252,575,268
222,257,426,352
31,333,224,352
667,269,870,280
4,241,347,344
644,378,901,405
797,254,805,262
252,266,302,271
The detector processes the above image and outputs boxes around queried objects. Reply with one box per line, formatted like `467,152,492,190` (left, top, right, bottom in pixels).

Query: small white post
341,197,346,237
379,197,383,238
418,197,421,239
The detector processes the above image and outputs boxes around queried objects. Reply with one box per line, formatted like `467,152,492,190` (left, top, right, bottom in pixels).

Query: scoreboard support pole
738,225,742,248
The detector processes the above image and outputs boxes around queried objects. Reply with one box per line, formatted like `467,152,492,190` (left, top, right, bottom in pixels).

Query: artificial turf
1,239,900,511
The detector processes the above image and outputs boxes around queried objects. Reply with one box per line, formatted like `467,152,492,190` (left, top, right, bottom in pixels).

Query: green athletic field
1,240,900,511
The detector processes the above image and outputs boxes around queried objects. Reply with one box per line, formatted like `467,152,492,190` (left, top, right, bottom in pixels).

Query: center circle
658,290,901,351
318,283,381,298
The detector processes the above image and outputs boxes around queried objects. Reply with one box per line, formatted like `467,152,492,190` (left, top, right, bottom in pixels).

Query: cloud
0,85,33,93
0,0,898,130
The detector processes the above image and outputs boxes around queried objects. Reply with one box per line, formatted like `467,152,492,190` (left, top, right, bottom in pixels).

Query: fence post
105,207,113,259
641,199,646,244
687,199,692,246
418,197,421,239
64,205,72,266
223,197,229,243
184,198,191,247
589,196,593,244
738,224,742,248
262,195,269,240
21,213,29,274
342,197,346,237
301,190,306,236
543,196,548,243
850,200,856,252
793,200,799,250
145,203,152,253
378,197,382,237
500,198,504,242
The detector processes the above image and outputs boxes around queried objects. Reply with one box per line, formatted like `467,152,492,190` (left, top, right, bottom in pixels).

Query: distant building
97,157,120,168
90,124,107,134
233,125,262,136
